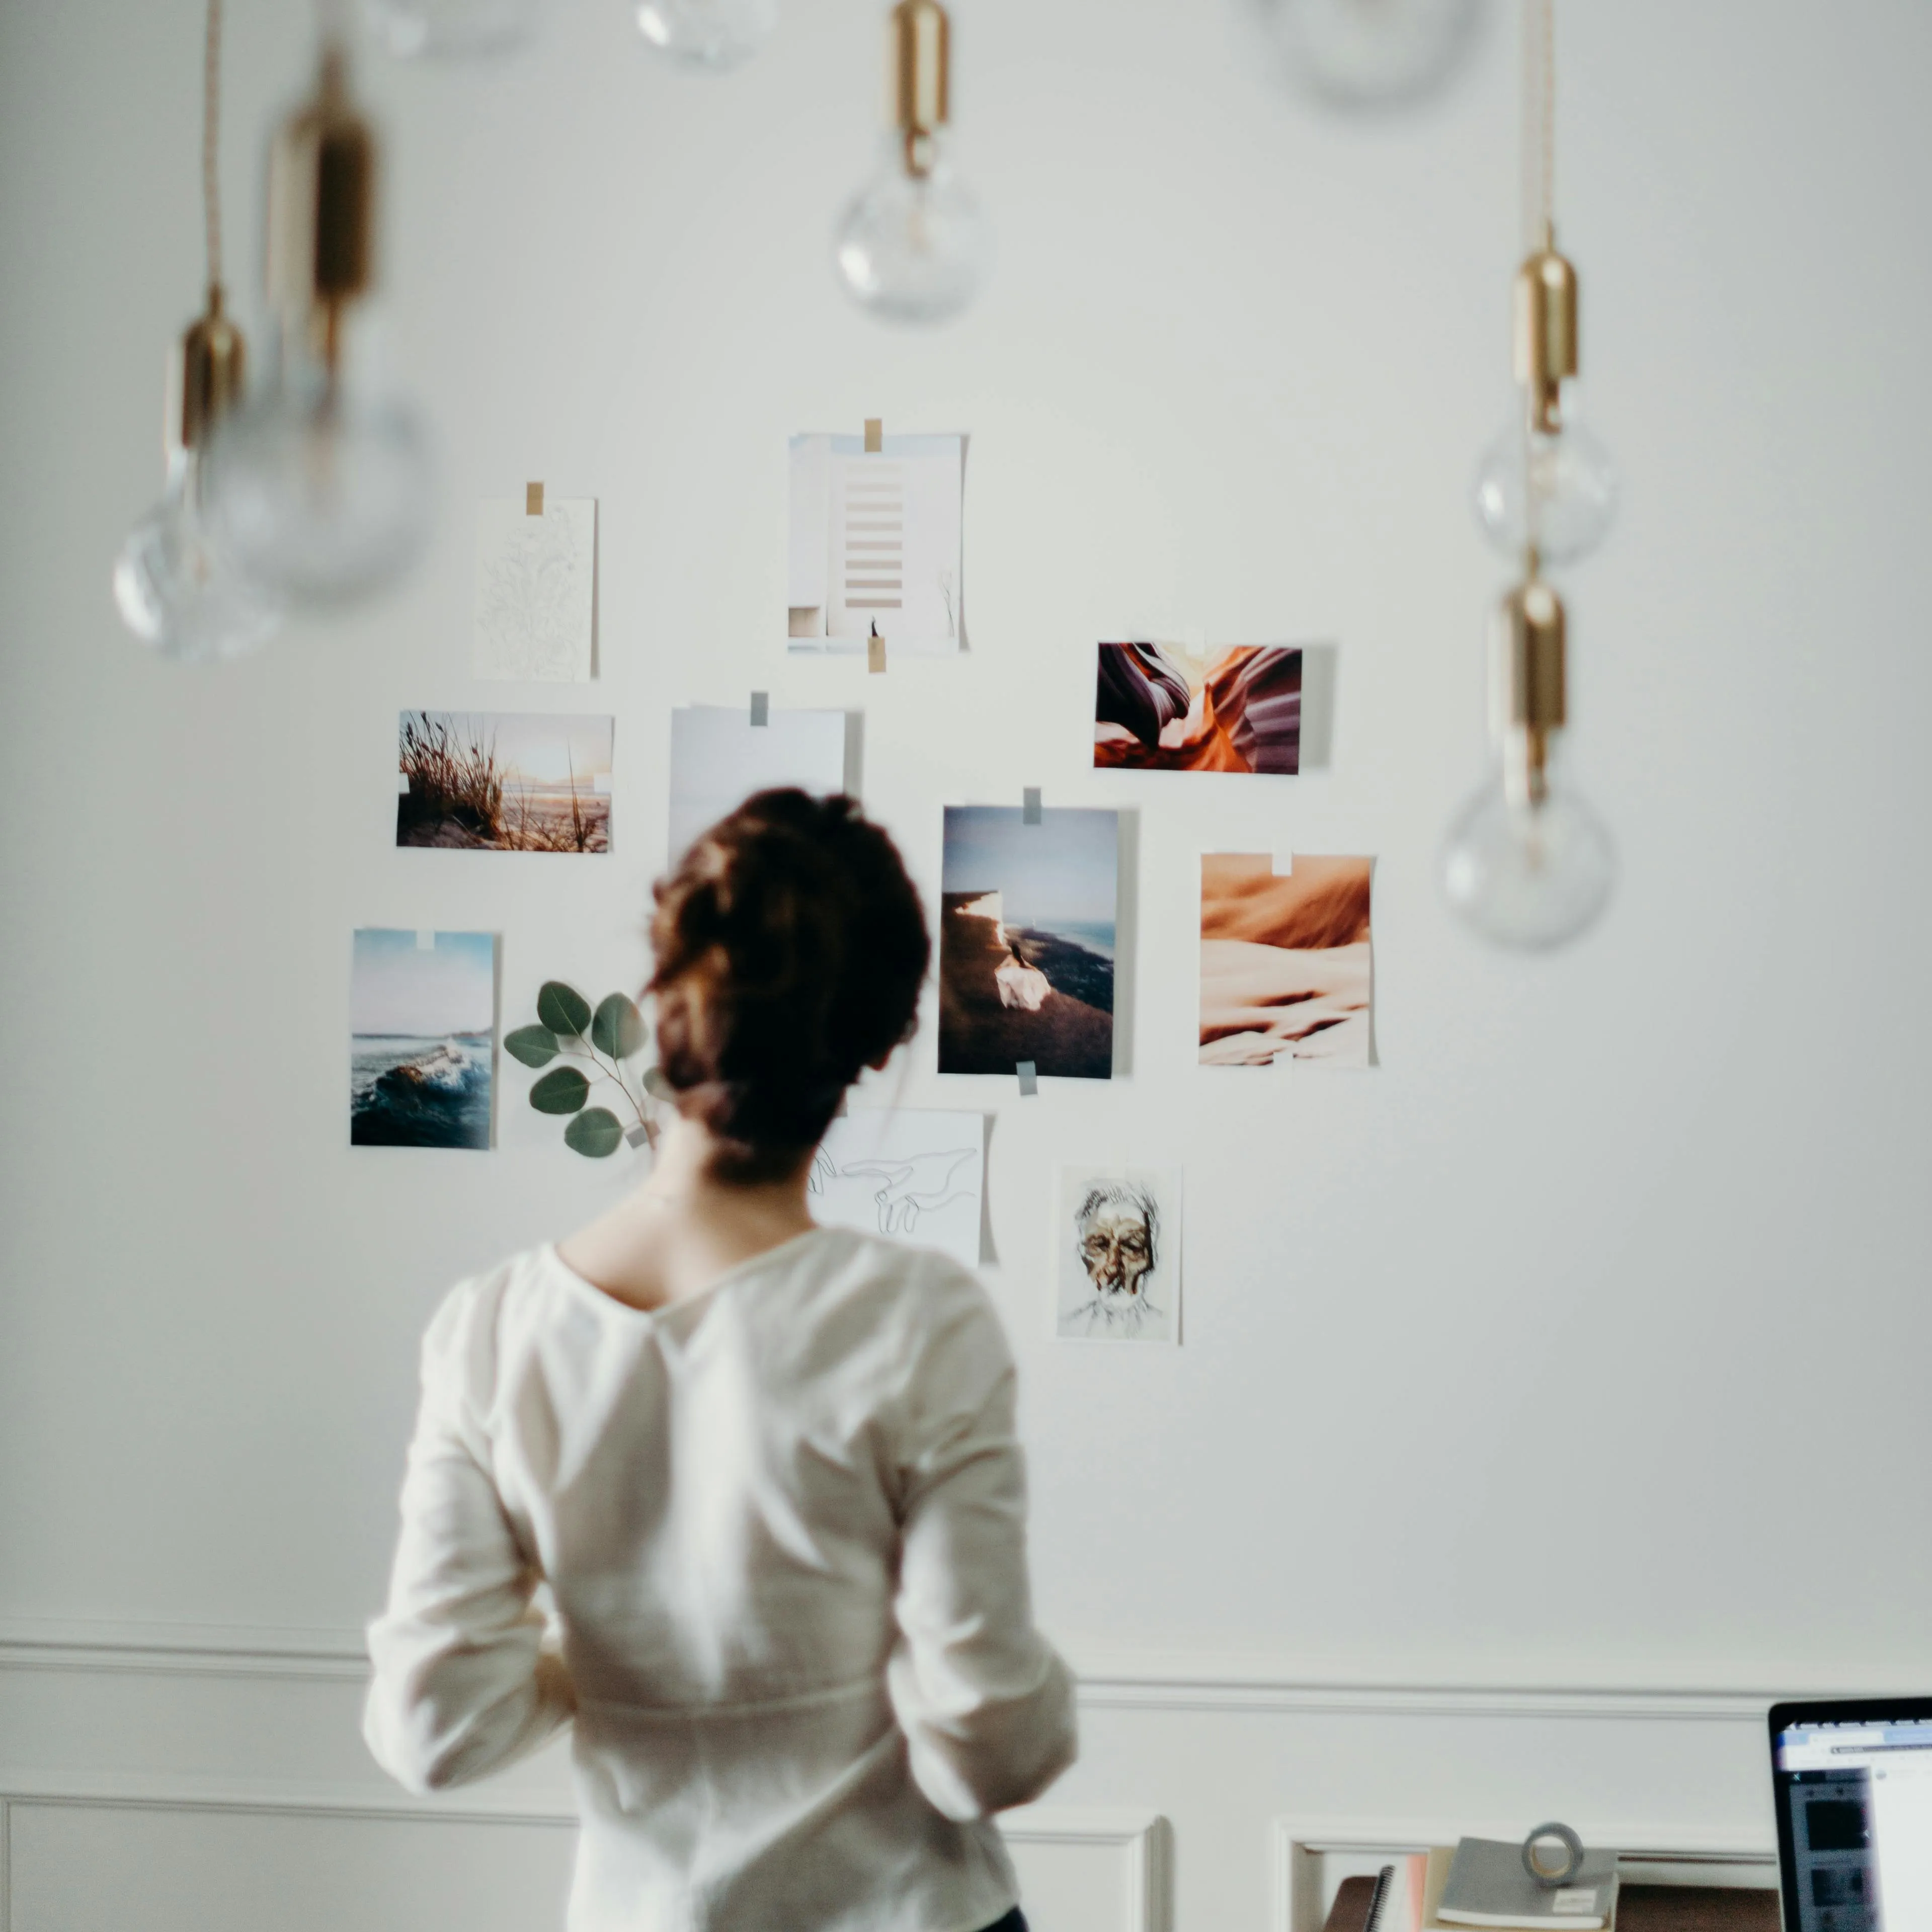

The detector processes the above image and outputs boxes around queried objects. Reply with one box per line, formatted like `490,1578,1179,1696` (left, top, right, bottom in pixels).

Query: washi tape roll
1520,1822,1584,1888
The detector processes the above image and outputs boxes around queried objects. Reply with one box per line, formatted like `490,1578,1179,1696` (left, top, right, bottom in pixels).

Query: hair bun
648,790,929,1182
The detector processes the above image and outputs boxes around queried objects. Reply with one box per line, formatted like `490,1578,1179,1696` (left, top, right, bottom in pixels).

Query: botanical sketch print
396,711,613,853
786,433,964,656
1094,642,1302,774
473,497,596,682
1199,854,1373,1067
808,1110,985,1270
350,929,497,1151
1057,1166,1181,1343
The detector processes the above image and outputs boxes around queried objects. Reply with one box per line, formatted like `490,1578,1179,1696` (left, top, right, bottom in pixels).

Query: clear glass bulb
634,0,776,70
202,319,432,608
365,0,537,58
1442,754,1616,951
1262,0,1481,109
834,133,990,327
113,447,283,664
1473,414,1618,566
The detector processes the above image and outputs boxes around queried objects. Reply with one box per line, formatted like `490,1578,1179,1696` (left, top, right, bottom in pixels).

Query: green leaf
528,1065,590,1114
564,1107,623,1158
536,981,591,1038
504,1024,558,1069
591,992,647,1061
642,1065,675,1101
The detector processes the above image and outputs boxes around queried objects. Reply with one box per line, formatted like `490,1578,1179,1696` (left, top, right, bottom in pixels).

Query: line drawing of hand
809,1146,835,1196
837,1148,978,1236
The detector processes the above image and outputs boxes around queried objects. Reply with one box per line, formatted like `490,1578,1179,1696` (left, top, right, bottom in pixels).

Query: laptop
1769,1695,1932,1932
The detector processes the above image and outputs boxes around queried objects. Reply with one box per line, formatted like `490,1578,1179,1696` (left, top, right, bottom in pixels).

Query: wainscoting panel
7,1800,575,1932
0,1627,1788,1932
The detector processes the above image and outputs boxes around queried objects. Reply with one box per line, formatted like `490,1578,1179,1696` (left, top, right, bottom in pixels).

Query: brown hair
648,790,930,1182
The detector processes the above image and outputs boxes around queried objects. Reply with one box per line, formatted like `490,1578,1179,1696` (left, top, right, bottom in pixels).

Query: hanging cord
1521,0,1554,256
202,0,224,300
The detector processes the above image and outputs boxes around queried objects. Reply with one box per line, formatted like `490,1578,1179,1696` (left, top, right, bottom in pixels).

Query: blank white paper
667,704,849,864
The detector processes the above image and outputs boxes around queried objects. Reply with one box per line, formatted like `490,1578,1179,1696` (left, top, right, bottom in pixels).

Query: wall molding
0,1618,1868,1720
1002,1806,1170,1932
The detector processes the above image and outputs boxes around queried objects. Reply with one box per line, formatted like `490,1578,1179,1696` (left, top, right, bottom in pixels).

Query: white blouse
364,1226,1077,1932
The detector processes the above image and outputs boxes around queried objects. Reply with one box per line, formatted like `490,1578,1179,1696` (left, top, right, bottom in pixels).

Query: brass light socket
888,0,949,177
265,43,376,363
1514,246,1578,435
172,289,247,452
1491,577,1567,807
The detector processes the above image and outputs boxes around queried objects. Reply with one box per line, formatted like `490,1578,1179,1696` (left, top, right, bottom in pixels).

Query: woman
363,790,1076,1931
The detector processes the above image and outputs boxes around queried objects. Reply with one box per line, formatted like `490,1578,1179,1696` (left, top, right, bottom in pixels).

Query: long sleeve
363,1282,575,1793
884,1294,1078,1822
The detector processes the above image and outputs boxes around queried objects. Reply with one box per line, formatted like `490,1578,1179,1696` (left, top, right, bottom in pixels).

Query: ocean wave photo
350,931,498,1150
351,1036,494,1148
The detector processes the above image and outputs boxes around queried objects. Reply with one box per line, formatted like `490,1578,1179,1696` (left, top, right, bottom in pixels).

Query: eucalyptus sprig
505,981,664,1158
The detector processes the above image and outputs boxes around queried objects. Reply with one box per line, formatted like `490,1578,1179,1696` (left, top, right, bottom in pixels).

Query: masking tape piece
864,419,883,454
1016,1061,1038,1096
868,634,886,674
526,481,544,515
750,691,769,727
415,930,436,951
624,1122,652,1149
1022,787,1042,824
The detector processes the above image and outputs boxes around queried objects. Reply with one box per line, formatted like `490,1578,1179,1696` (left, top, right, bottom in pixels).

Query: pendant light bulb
365,0,537,59
1261,0,1480,110
1441,579,1615,950
833,0,989,327
1472,243,1617,564
634,0,776,71
202,42,432,607
114,294,285,663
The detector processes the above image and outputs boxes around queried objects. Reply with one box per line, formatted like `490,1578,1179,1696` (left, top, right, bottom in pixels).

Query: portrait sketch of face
1056,1166,1181,1344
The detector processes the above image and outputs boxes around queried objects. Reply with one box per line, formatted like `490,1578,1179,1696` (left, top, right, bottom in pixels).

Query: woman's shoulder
782,1227,1012,1373
416,1246,560,1398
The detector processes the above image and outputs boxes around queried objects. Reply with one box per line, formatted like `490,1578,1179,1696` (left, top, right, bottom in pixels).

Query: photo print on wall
350,929,497,1150
810,1110,986,1271
473,495,596,682
1094,642,1303,774
1057,1166,1182,1343
1199,854,1374,1067
939,805,1118,1081
396,711,613,853
787,432,964,654
667,704,849,865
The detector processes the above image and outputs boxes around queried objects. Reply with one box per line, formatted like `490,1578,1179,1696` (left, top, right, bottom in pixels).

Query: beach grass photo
350,929,498,1149
1093,642,1302,775
396,710,613,853
939,806,1118,1081
1199,854,1373,1067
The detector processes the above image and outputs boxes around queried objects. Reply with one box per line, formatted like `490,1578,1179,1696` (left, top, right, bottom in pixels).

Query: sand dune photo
1199,853,1373,1067
939,806,1118,1081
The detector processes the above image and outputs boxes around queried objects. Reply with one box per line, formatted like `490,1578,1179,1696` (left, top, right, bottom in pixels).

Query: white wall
4,0,1930,1924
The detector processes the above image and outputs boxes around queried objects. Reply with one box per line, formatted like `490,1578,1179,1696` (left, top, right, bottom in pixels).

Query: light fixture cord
1522,0,1555,255
202,0,224,301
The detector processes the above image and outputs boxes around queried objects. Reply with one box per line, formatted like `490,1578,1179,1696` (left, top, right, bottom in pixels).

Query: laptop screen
1772,1710,1932,1932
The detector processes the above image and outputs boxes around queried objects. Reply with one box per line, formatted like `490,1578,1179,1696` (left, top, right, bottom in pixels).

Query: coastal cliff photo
939,805,1118,1081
